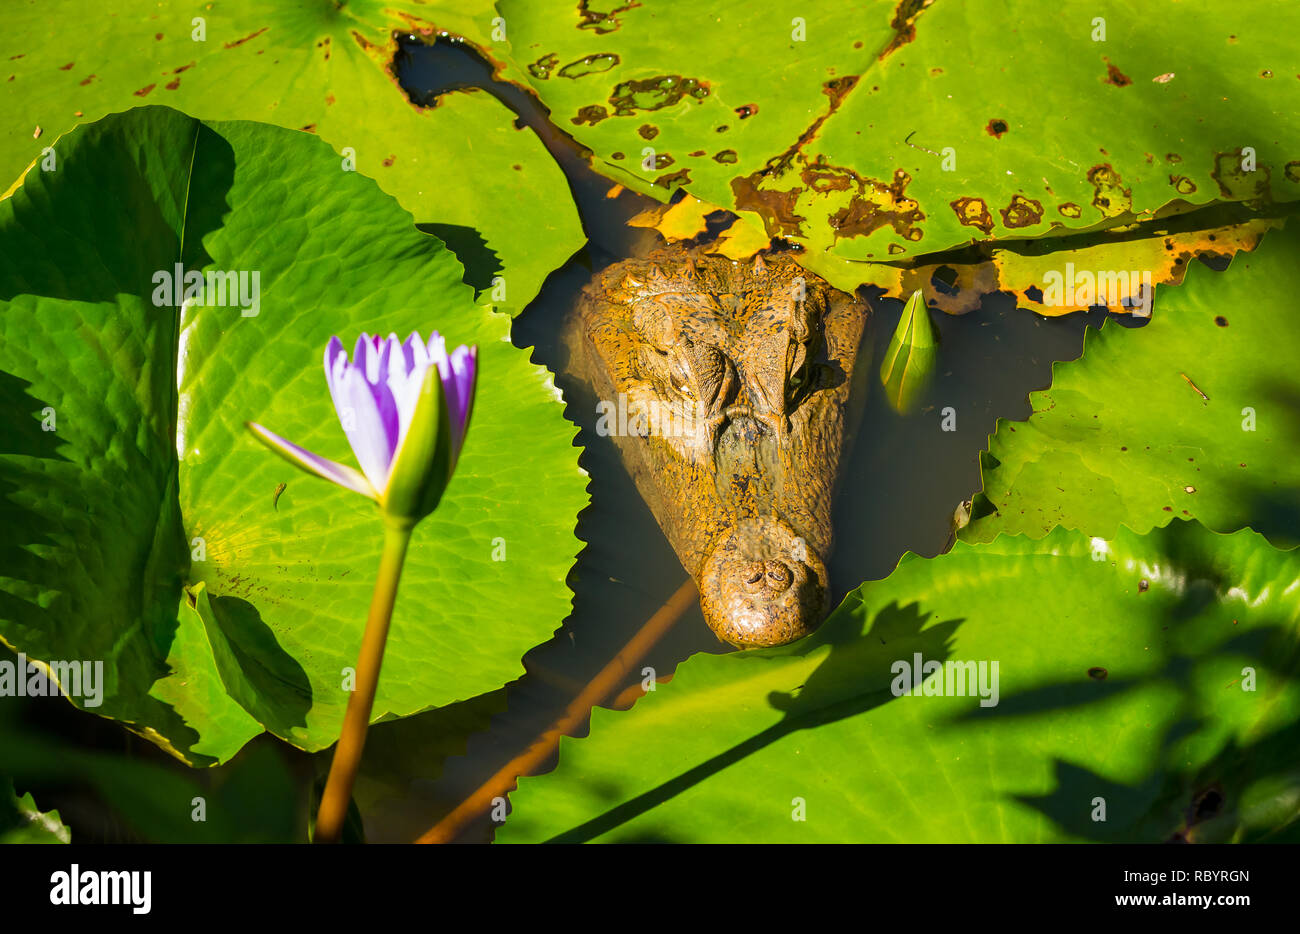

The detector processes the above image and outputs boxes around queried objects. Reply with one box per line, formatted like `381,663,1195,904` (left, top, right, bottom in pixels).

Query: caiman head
579,247,869,648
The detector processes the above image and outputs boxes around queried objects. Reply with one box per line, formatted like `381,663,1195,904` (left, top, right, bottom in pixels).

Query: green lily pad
0,0,580,316
499,522,1300,843
963,221,1300,548
1,779,70,844
0,106,587,765
498,0,1300,283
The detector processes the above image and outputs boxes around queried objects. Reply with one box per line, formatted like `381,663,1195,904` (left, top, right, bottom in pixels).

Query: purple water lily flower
249,331,476,515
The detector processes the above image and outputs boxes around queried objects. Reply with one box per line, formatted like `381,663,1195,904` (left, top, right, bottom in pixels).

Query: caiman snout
698,516,828,648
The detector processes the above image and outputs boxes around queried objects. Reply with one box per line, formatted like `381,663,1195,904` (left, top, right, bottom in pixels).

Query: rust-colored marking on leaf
985,118,1008,138
951,196,994,234
1285,161,1300,183
154,32,164,41
577,0,641,33
169,61,195,75
134,84,155,97
79,74,96,86
1000,194,1043,229
1088,163,1132,218
637,124,658,139
828,167,924,242
558,53,621,79
731,175,807,238
713,149,737,164
300,123,316,133
878,0,935,60
225,27,268,50
529,53,559,79
609,75,709,116
735,103,758,119
572,104,608,126
165,77,180,90
654,168,691,189
326,93,336,106
1103,60,1132,86
1211,148,1272,199
1170,174,1197,195
59,62,74,70
1058,202,1082,218
382,154,396,167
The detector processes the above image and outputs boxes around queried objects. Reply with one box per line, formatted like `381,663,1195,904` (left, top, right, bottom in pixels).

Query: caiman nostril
764,560,792,592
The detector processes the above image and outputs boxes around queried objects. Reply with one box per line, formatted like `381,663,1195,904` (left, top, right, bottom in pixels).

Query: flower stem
314,516,413,843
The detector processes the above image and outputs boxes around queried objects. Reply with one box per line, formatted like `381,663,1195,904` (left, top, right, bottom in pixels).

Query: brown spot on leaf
155,32,163,41
1170,175,1197,195
165,77,180,90
326,93,335,105
951,196,994,235
879,0,933,60
134,84,155,97
827,167,924,242
528,53,559,80
558,53,621,79
1215,316,1228,326
225,27,268,49
1211,148,1272,200
300,123,316,133
734,103,758,119
572,105,608,126
612,151,625,160
577,0,641,33
1088,164,1132,218
1058,202,1082,219
1000,193,1043,228
1104,61,1132,87
654,168,691,189
713,149,738,164
79,74,96,86
638,124,658,139
731,175,807,238
823,75,859,104
688,149,705,157
1088,667,1108,680
985,118,1008,138
382,154,396,167
610,75,709,116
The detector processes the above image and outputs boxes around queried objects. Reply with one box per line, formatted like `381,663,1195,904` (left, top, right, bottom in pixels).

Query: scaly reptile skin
578,247,870,647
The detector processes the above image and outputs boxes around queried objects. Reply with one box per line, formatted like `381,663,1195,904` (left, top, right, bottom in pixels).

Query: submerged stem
314,516,413,843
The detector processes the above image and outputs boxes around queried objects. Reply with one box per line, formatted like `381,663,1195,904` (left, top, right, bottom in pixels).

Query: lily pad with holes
0,0,580,316
498,0,1300,285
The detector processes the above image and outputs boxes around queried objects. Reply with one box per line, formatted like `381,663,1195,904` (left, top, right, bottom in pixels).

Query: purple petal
336,366,398,492
246,422,377,499
447,344,476,454
323,336,346,390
